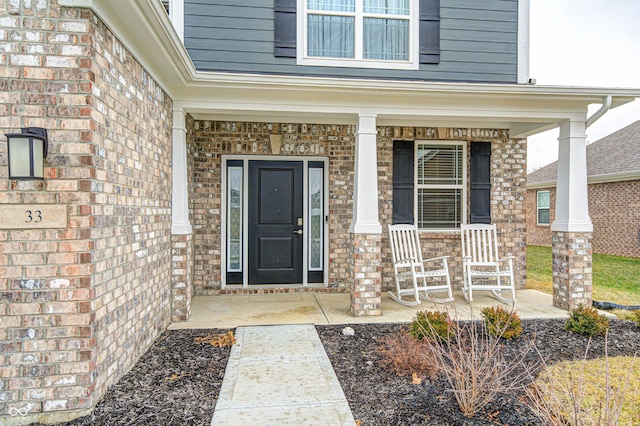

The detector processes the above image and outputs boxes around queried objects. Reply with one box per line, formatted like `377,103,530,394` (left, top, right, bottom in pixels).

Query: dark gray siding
184,0,518,83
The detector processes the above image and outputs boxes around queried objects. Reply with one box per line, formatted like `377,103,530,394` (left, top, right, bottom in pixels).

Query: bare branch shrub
376,331,439,380
526,334,638,425
417,308,538,417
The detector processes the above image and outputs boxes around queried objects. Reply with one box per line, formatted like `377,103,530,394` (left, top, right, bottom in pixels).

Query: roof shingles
528,119,640,185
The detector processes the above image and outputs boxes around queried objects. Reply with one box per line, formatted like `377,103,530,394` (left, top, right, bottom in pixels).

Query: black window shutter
274,0,296,57
470,142,491,224
393,141,414,224
419,0,440,64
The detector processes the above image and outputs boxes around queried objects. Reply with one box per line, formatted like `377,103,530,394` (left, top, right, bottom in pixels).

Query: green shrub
632,310,640,327
481,306,523,340
410,310,455,342
564,305,609,336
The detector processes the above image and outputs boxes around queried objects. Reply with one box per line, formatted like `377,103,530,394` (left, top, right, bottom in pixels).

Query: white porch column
171,107,192,234
349,113,382,316
350,113,382,234
551,119,593,232
550,119,593,310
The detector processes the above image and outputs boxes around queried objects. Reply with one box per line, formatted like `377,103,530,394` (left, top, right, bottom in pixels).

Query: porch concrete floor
169,289,571,330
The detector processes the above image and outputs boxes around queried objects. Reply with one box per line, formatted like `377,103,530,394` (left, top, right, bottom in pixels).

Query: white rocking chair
388,224,454,306
460,224,516,303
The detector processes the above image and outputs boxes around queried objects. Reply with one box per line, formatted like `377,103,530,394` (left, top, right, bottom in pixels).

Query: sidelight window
227,164,243,272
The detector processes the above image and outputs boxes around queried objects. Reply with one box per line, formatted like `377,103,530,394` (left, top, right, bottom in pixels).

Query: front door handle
293,229,303,235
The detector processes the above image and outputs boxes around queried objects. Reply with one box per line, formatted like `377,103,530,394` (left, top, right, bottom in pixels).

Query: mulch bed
317,319,640,425
34,329,233,426
34,320,640,425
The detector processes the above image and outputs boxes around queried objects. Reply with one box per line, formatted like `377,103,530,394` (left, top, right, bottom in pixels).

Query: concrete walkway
210,324,355,426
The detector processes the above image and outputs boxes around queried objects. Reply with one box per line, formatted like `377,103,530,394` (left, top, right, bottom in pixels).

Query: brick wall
350,233,382,316
171,234,193,321
189,122,527,293
526,181,640,258
189,121,356,294
88,9,173,411
0,1,173,423
589,180,640,257
552,231,593,310
377,127,527,290
525,186,555,246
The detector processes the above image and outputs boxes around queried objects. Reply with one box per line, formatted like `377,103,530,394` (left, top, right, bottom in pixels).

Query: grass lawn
526,246,640,423
526,245,640,306
534,356,640,425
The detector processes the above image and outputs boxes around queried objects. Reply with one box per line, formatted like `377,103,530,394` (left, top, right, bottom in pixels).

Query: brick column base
350,233,382,316
552,231,593,310
171,233,193,321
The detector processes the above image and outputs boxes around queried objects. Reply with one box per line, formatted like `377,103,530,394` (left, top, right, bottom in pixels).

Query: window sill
297,57,418,70
418,228,461,235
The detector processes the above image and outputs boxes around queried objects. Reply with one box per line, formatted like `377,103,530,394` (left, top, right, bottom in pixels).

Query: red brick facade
526,180,640,258
1,1,532,423
1,2,173,422
187,123,528,295
552,231,593,310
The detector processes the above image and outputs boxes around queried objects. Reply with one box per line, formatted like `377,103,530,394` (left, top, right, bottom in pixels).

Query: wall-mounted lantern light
5,127,48,180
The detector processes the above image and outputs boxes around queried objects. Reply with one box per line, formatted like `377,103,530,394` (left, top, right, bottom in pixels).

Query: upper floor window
298,0,419,69
537,190,550,225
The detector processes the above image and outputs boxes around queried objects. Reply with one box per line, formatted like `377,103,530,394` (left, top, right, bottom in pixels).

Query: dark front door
248,161,303,284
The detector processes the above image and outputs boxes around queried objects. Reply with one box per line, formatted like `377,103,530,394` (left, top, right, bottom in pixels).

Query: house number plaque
0,204,68,229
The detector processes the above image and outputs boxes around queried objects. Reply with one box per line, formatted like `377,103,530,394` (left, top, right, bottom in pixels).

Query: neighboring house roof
528,119,640,188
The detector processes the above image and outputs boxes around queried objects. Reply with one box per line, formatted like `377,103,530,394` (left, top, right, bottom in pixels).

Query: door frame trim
221,155,329,289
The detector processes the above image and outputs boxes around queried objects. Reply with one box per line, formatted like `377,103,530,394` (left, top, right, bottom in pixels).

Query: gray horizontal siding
184,0,519,83
446,0,517,12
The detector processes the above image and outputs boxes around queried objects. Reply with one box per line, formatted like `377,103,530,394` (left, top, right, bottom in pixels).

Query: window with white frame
299,0,418,69
416,142,466,229
537,190,550,225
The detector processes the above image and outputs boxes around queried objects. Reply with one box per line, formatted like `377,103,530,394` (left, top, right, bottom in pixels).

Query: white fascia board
178,81,605,119
588,172,640,184
527,181,556,190
188,70,640,99
528,172,640,189
60,0,195,97
183,73,640,120
178,73,640,136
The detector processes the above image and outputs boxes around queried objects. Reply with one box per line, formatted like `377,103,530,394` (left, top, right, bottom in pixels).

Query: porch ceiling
72,0,640,139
